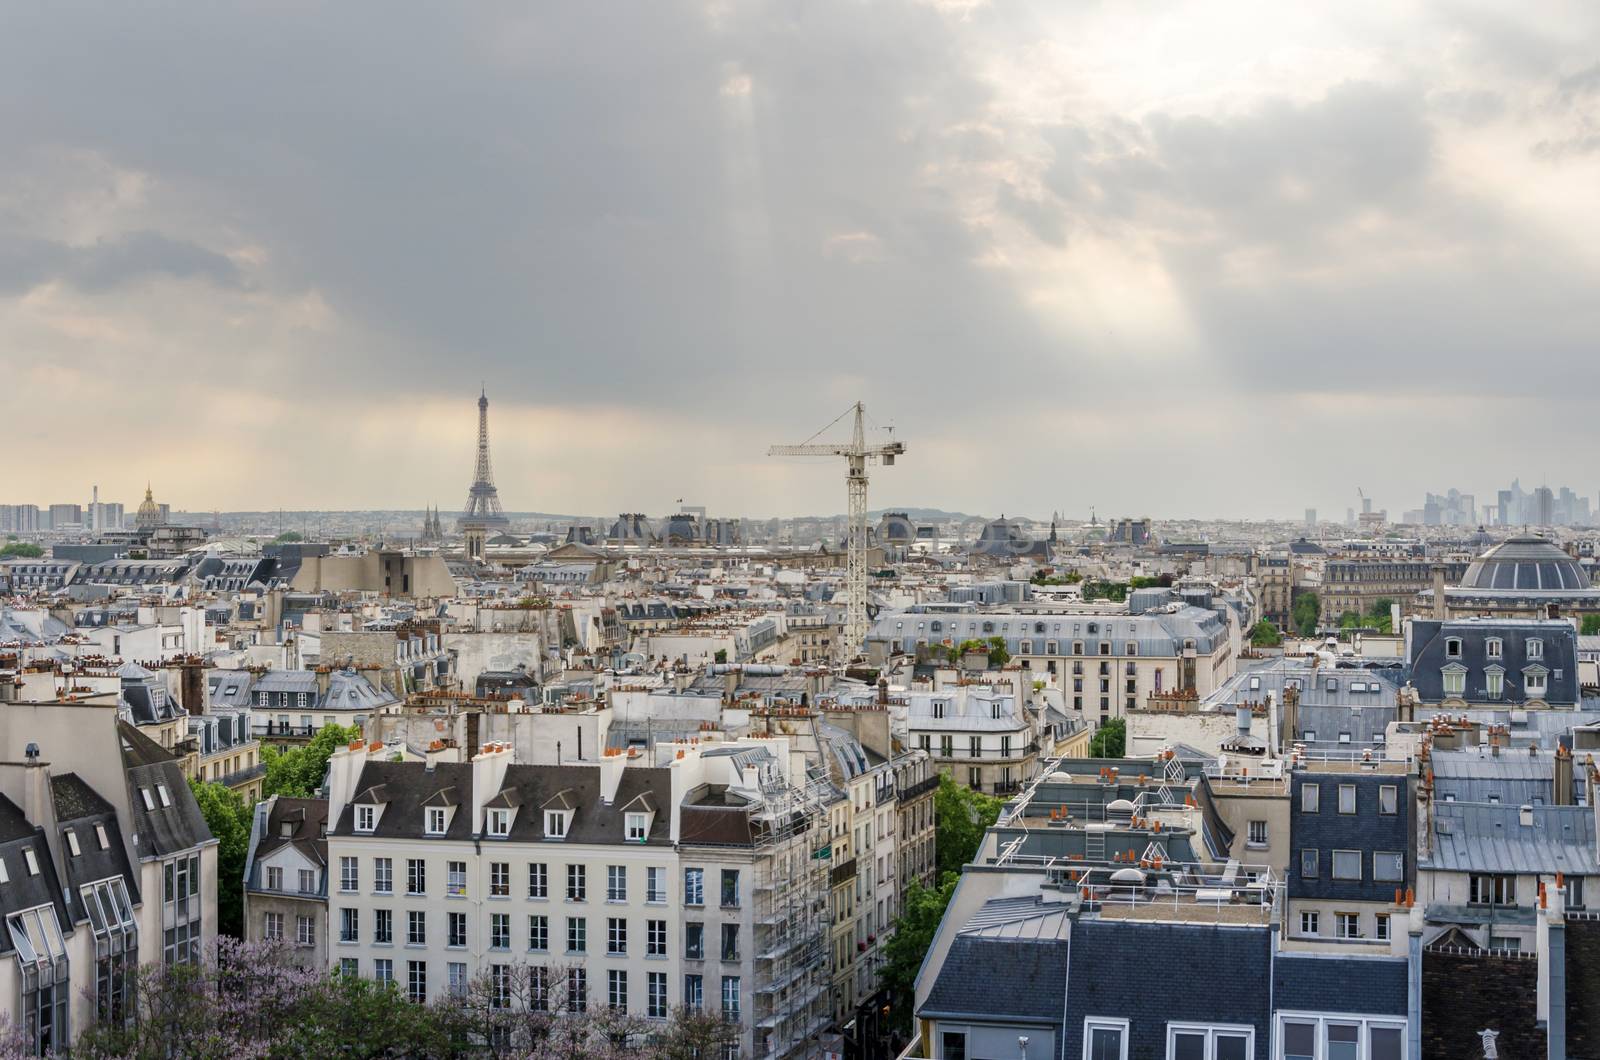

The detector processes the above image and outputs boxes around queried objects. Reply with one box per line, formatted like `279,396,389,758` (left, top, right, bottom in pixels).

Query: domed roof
1458,535,1591,592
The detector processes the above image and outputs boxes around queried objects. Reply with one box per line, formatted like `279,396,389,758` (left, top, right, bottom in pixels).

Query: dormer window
65,830,80,857
932,702,945,720
626,813,649,842
545,811,570,839
991,703,1001,720
355,805,377,833
157,785,172,808
139,789,154,812
1486,638,1503,659
1442,665,1466,697
426,808,448,835
487,809,511,837
23,849,39,876
95,824,109,850
0,858,8,884
1445,638,1462,659
1528,639,1544,661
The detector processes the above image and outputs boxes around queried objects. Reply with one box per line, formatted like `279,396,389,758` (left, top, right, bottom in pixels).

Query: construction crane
770,402,905,663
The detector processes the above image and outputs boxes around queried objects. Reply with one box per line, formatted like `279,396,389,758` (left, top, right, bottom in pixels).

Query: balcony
254,723,317,741
829,859,857,888
899,775,939,801
218,763,267,788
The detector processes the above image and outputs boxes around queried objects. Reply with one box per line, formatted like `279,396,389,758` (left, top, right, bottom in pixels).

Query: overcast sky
4,2,1599,520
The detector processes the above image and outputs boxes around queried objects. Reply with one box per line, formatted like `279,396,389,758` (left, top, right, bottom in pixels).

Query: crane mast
769,403,905,663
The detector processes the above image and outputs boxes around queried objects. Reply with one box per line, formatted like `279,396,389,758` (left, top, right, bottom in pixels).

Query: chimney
315,666,333,699
470,742,513,834
1430,565,1447,620
599,747,627,805
877,676,889,709
1555,744,1575,806
1235,705,1252,739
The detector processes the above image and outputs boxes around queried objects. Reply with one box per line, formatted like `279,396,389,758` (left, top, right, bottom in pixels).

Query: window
721,868,740,908
932,701,945,720
445,861,466,897
1374,852,1404,882
95,824,109,850
568,864,587,901
266,866,283,890
1567,876,1586,910
721,976,741,1019
1167,1024,1252,1060
646,866,666,903
626,813,649,841
1378,785,1398,815
684,867,704,906
940,735,954,757
608,864,627,901
647,918,667,956
1084,1017,1128,1060
426,807,447,835
1301,784,1320,813
407,910,426,946
648,971,668,1019
340,958,359,977
1486,638,1503,659
568,968,588,1012
684,973,704,1011
1299,911,1319,936
65,829,80,857
1337,785,1356,814
1278,1016,1405,1060
407,960,426,1003
1527,671,1548,696
1442,669,1465,697
1301,850,1319,878
339,907,358,943
487,808,510,836
374,958,393,984
1445,637,1462,659
1529,638,1544,660
686,921,705,959
524,912,550,951
1336,913,1362,939
490,861,510,897
1487,670,1505,700
355,805,375,832
1471,874,1515,906
608,917,628,955
545,810,569,838
721,923,740,961
491,913,510,950
263,911,284,940
1375,914,1390,941
943,1033,968,1060
374,908,393,945
1247,821,1268,848
374,857,392,894
407,859,426,895
156,784,171,808
567,916,587,953
969,735,981,758
447,911,466,948
448,962,467,996
1331,850,1362,880
529,862,548,899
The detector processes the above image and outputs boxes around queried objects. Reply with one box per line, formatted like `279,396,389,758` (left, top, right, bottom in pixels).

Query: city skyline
5,4,1600,518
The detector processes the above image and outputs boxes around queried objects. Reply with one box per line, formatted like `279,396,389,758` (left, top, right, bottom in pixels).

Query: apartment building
324,733,834,1058
901,686,1038,797
243,795,330,969
0,693,217,1054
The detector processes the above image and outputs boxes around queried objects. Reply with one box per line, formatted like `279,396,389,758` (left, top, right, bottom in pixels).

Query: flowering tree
69,941,741,1059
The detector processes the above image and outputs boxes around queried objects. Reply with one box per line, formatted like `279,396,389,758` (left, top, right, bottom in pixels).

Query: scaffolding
747,770,836,1059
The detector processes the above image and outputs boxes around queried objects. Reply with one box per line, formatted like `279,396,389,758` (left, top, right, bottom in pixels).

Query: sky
3,1,1600,521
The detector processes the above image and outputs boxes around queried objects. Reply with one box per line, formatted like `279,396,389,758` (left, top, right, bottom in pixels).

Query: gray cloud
1,3,1600,518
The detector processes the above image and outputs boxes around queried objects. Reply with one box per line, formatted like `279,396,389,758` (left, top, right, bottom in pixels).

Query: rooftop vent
1520,805,1534,827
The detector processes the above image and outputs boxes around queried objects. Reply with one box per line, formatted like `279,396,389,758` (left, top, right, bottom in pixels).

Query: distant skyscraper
1535,486,1554,527
1304,508,1316,527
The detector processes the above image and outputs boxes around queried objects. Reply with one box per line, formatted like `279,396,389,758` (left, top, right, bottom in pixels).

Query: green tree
1583,614,1600,636
1088,717,1126,758
1249,620,1283,648
0,541,43,558
933,773,1005,880
187,779,252,939
880,874,959,1034
262,723,360,799
273,531,304,543
1291,591,1321,637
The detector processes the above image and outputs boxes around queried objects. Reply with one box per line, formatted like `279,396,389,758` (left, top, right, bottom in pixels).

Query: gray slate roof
920,934,1069,1023
1426,802,1600,875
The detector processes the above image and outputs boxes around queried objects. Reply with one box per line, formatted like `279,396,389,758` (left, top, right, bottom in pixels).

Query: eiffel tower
459,389,510,530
